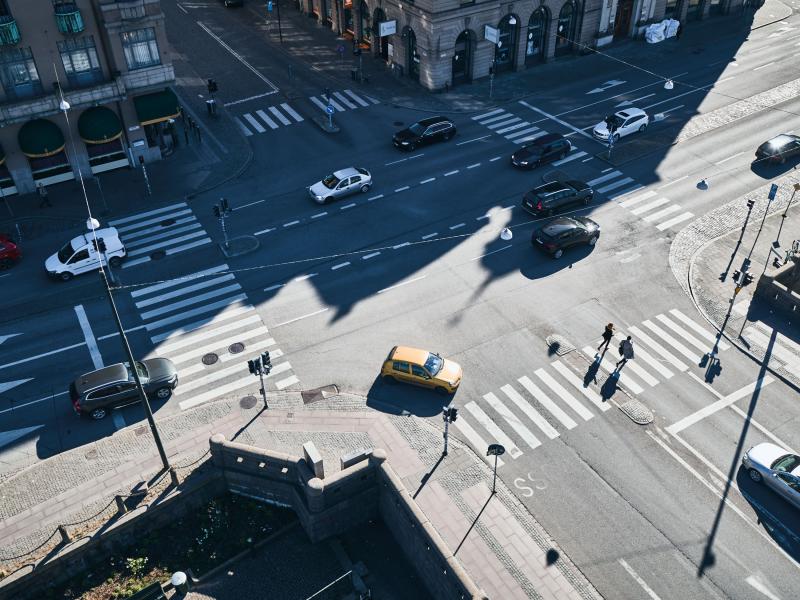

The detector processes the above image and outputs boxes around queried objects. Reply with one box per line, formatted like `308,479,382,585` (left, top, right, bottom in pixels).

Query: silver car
308,167,372,204
742,442,800,509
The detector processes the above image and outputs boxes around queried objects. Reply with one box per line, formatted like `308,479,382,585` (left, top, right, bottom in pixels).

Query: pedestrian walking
675,21,683,40
37,183,52,208
616,336,634,371
597,323,615,353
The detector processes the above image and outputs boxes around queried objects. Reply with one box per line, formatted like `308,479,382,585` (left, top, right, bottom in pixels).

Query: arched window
526,9,547,64
495,15,519,73
406,29,419,80
555,1,575,56
374,8,388,60
452,30,472,83
360,1,371,43
343,0,354,35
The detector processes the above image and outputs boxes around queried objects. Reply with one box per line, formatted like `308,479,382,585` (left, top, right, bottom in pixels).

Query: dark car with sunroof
521,180,593,216
755,134,800,164
532,217,600,259
393,116,456,151
510,134,571,169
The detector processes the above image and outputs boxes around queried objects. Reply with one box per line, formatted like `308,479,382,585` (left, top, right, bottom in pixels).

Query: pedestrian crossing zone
110,202,212,269
454,309,729,466
234,89,378,137
130,264,300,411
733,300,800,379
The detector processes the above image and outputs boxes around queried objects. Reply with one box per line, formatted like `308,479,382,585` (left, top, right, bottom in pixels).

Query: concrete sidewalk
0,393,600,600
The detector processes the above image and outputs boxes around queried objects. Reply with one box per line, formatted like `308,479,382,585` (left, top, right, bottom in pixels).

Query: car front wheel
613,133,621,143
583,195,591,205
382,374,397,384
639,123,648,133
154,386,172,400
553,249,564,259
588,235,598,246
360,184,371,193
59,272,73,282
748,468,763,483
90,407,107,420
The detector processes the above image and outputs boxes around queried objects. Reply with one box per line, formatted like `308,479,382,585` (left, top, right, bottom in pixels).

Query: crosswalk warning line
587,171,623,187
255,110,279,129
134,274,236,309
343,89,370,107
517,376,577,430
628,326,688,371
656,212,693,231
140,284,242,320
234,116,253,136
641,320,701,364
613,333,673,379
472,108,505,120
669,309,729,350
619,190,657,208
534,369,594,421
280,103,304,122
487,117,521,129
500,385,559,439
551,362,610,411
268,106,292,126
144,294,248,332
655,314,714,354
581,348,645,395
642,205,681,222
484,392,542,449
464,401,523,459
453,418,504,467
332,91,358,109
310,96,327,111
243,113,266,133
597,177,635,195
630,197,670,215
109,202,188,226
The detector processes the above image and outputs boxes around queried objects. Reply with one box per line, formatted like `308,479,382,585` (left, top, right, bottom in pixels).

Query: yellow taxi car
381,346,462,394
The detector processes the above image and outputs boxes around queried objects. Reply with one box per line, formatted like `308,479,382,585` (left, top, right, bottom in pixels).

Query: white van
45,227,126,281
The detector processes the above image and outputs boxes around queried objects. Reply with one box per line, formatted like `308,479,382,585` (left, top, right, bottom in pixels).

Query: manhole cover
160,218,176,227
150,249,166,260
619,399,654,425
393,121,404,126
134,425,148,436
546,335,575,356
240,395,257,409
202,353,219,365
229,342,245,354
301,384,340,404
85,449,98,460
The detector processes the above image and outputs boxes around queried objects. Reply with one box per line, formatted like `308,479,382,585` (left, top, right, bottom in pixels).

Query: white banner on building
379,20,397,37
484,25,499,44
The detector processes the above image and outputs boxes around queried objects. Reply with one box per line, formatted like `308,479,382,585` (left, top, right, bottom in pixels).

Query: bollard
169,467,180,487
58,524,71,544
115,495,128,515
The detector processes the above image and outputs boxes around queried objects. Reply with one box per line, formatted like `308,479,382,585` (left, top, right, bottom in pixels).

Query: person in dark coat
675,21,683,40
598,323,615,353
616,336,634,371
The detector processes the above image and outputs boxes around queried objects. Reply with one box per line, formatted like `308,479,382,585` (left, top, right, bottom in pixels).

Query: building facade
0,0,177,197
301,0,745,91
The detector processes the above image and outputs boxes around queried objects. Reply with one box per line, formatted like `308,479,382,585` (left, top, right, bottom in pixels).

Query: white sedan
592,108,649,143
308,167,372,205
742,442,800,509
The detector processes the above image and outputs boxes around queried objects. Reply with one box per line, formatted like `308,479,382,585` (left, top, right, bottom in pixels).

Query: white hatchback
45,227,126,281
593,108,649,142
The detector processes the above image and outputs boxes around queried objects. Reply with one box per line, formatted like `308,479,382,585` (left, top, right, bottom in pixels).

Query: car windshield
771,454,800,473
408,123,426,135
321,174,340,189
57,239,77,263
424,353,444,376
609,115,624,127
126,361,149,382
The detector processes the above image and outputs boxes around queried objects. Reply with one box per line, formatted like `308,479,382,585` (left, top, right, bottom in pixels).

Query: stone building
0,0,176,197
302,0,745,91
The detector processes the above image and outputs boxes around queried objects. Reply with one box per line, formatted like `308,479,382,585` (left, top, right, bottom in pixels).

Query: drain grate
202,353,219,365
134,425,149,436
546,334,575,356
85,449,98,460
240,395,257,409
229,342,245,354
301,384,340,404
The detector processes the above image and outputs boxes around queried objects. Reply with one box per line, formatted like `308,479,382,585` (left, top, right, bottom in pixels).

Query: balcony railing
0,15,20,46
119,0,146,20
54,3,85,35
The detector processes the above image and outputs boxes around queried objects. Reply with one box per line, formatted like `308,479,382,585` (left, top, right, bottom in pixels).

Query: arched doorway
343,0,355,36
359,1,371,46
452,30,472,84
526,9,547,65
406,28,419,80
373,7,388,60
686,0,702,19
707,0,725,15
555,1,576,57
614,0,633,38
495,15,519,73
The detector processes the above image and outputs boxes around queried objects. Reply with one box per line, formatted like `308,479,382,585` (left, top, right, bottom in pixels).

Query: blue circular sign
326,105,335,115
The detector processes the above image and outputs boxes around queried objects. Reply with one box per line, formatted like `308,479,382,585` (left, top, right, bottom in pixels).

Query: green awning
134,89,181,126
78,106,122,144
18,119,65,158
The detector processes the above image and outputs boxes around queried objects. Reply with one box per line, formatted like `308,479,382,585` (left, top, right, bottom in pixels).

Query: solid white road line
453,418,504,467
667,375,773,434
484,392,542,449
0,342,87,372
456,135,491,146
196,21,278,91
534,369,594,421
657,175,688,189
378,276,426,294
618,559,663,600
274,308,329,328
470,245,512,261
656,212,693,230
716,151,744,165
517,376,578,429
628,326,688,371
280,103,304,121
551,361,610,411
255,227,275,235
134,274,236,309
500,385,559,439
464,401,523,459
753,61,776,71
669,309,730,350
75,305,103,370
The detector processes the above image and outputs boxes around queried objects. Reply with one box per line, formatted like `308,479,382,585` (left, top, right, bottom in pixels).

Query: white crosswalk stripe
464,401,523,459
453,418,504,467
256,109,279,129
128,265,300,411
641,320,702,364
343,89,370,107
535,369,593,421
583,347,645,394
628,325,689,371
484,393,542,449
109,202,212,269
236,94,370,135
654,314,714,354
332,91,358,109
500,384,560,439
280,103,304,122
471,109,552,144
518,376,577,430
612,333,674,379
550,361,610,411
243,113,266,133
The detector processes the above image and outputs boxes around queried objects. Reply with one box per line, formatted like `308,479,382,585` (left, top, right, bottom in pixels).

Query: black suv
70,358,178,420
511,134,571,169
393,116,456,151
755,134,800,165
521,180,593,216
532,217,600,259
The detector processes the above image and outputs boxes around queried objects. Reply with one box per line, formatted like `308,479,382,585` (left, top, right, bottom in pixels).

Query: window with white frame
120,28,160,70
58,36,102,87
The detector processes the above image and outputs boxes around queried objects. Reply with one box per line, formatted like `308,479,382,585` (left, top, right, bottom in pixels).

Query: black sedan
755,134,800,164
393,116,456,151
521,180,593,216
510,134,571,169
532,217,600,259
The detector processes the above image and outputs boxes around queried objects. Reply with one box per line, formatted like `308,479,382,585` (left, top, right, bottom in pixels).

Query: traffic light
732,270,741,283
352,39,361,55
448,407,458,422
221,197,230,213
213,204,221,218
248,359,258,375
747,198,755,209
261,351,271,369
207,79,218,94
743,272,754,286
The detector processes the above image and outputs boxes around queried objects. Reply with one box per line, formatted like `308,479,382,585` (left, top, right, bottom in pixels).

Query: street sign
336,43,345,54
325,105,334,115
484,25,499,44
379,20,397,37
267,0,273,11
768,183,779,201
487,443,505,457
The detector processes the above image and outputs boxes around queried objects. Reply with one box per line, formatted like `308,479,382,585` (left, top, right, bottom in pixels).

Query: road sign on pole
325,104,334,115
768,183,779,201
487,443,506,494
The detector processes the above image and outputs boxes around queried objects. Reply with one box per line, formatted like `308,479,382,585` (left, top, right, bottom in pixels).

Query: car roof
616,108,646,118
417,116,451,127
333,167,361,178
390,346,431,364
74,363,129,394
529,133,564,146
766,134,798,147
70,227,121,249
534,182,568,194
541,217,581,234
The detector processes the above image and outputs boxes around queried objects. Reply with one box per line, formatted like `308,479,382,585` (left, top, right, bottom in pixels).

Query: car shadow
750,156,800,179
364,377,451,418
518,244,597,280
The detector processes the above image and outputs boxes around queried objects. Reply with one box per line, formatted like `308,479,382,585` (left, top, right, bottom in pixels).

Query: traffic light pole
248,351,273,410
442,408,450,456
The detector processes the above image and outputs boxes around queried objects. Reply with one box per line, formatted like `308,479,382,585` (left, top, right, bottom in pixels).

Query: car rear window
356,168,369,176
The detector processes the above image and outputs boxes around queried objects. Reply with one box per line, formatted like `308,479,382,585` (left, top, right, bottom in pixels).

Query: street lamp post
489,41,501,100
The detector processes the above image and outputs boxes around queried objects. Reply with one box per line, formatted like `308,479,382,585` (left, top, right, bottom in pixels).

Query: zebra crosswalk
130,264,300,412
586,171,694,232
471,108,551,146
234,90,378,137
733,300,800,379
110,202,212,269
454,309,727,466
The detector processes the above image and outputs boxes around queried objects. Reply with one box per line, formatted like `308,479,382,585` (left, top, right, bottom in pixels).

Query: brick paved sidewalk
0,393,600,599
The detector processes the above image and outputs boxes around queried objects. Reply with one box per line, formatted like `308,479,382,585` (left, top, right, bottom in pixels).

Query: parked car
592,108,649,142
742,442,800,509
0,234,20,269
381,346,462,394
531,217,600,259
755,134,800,165
45,227,126,281
510,134,571,169
70,358,178,420
308,167,372,204
521,180,593,217
393,116,456,151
